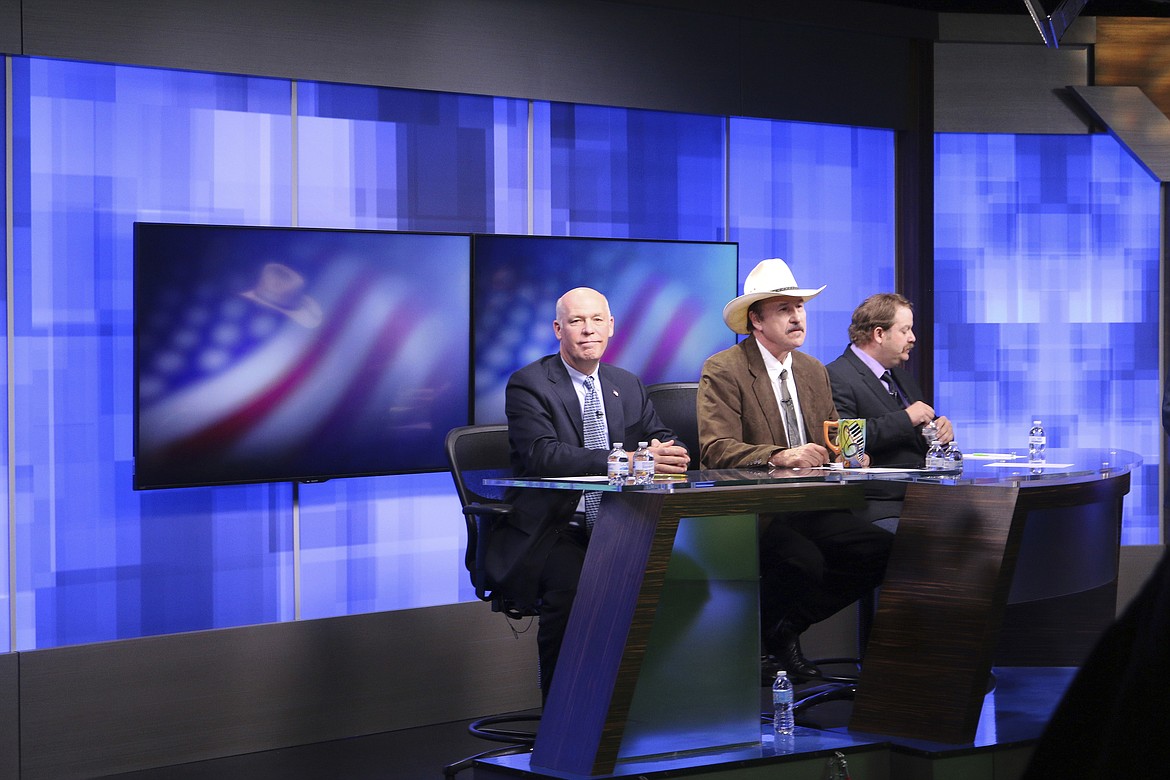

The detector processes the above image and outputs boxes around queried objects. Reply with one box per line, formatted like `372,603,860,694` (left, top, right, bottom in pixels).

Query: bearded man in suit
826,292,953,468
826,292,955,523
697,258,893,682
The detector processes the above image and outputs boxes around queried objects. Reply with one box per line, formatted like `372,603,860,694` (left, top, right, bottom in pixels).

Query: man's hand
904,401,936,427
769,443,831,469
649,438,689,473
932,415,954,444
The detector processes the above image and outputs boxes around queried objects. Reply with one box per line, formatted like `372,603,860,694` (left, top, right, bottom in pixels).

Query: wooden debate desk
487,448,1137,776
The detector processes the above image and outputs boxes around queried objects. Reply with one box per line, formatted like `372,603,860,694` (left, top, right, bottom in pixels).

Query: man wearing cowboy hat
697,258,893,681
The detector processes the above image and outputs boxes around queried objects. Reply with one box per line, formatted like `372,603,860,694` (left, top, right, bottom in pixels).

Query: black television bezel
131,221,473,490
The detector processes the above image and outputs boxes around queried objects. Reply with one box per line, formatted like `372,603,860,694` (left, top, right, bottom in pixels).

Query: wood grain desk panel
851,472,1131,743
850,482,1022,743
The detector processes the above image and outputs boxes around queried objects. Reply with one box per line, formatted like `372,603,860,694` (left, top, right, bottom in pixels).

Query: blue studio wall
935,134,1162,543
0,53,1159,652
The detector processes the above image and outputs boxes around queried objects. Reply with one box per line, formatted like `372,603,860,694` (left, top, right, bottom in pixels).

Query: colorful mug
822,418,866,467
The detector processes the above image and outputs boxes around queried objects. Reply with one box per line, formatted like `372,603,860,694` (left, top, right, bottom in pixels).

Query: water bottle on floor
772,670,795,735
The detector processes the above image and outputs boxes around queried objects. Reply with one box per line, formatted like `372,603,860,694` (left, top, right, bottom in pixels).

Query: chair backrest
646,382,700,463
445,424,512,507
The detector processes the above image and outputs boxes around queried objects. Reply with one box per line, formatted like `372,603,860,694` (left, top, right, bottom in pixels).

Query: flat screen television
133,223,471,490
472,234,739,422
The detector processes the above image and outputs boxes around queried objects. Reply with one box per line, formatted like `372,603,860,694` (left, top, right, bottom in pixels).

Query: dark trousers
758,509,894,649
536,509,893,695
535,523,587,698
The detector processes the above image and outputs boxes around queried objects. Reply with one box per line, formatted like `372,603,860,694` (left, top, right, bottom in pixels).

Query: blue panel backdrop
295,82,529,234
541,103,726,241
934,133,1161,544
292,82,527,618
728,118,897,365
9,58,295,648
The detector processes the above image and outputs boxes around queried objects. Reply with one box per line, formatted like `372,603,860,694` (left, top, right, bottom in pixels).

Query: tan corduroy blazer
698,335,839,469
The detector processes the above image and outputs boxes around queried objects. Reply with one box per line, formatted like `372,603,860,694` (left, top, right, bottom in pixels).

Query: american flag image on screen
472,235,738,423
133,224,471,489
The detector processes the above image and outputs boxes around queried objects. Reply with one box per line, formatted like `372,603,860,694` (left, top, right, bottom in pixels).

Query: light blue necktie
582,375,608,531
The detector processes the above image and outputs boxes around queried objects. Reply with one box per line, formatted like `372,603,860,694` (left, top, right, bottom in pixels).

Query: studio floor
100,666,1074,780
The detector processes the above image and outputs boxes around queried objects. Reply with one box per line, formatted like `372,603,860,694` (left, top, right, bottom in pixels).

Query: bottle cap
612,442,622,448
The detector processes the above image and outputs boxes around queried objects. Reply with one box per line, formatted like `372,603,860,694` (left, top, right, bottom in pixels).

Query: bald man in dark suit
486,286,689,698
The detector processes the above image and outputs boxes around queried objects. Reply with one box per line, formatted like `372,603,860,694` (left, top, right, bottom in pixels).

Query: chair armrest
463,503,512,518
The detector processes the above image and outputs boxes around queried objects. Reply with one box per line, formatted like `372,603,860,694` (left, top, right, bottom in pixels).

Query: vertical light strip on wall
5,56,16,650
724,116,731,245
290,80,302,621
527,100,534,235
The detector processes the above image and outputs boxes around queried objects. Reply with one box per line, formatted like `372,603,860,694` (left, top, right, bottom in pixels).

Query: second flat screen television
473,234,739,422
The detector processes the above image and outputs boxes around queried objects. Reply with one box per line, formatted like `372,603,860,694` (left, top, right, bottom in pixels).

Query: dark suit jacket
486,354,676,607
825,345,928,468
697,336,838,469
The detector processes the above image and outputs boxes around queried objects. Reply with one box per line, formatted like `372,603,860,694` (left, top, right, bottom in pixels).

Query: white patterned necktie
582,375,608,531
778,368,803,447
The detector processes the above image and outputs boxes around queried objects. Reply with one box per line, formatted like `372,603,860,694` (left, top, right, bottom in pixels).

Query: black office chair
442,424,539,778
444,424,539,619
645,381,700,459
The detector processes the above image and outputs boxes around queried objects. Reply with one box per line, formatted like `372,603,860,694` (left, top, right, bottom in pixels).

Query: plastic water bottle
772,670,795,735
943,441,963,471
632,441,655,485
925,439,945,469
1028,420,1046,463
607,443,629,486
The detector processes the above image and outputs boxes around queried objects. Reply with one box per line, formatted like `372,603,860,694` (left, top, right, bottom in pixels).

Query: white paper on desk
542,475,609,482
981,462,1073,469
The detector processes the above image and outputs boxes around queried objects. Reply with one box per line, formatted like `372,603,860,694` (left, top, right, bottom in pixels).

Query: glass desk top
483,448,1140,493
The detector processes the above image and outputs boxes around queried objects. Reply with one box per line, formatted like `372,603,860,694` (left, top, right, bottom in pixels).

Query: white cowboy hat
240,262,323,329
721,258,826,335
